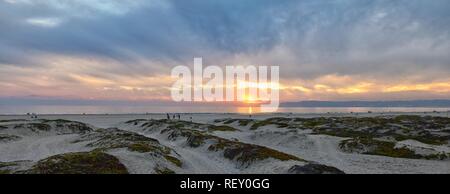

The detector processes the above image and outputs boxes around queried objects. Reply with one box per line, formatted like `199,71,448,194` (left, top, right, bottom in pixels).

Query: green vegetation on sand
25,151,129,174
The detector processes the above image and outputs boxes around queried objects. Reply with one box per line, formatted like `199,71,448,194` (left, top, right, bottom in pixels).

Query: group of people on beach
26,113,38,119
166,113,193,122
166,113,181,120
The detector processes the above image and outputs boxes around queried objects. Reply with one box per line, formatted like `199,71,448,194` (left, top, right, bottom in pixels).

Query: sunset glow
1,0,449,105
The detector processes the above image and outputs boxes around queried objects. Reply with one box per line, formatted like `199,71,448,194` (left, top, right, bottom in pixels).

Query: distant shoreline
281,100,450,107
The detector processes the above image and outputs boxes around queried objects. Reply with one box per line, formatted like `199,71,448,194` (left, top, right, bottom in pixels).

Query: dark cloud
0,0,449,81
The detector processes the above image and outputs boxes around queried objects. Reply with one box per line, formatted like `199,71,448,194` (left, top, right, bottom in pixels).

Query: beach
1,112,449,174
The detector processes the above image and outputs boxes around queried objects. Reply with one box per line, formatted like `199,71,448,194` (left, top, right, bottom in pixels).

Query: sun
237,81,280,104
243,94,258,104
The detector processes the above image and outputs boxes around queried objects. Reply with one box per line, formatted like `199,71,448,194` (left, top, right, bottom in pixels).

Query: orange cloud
280,74,450,101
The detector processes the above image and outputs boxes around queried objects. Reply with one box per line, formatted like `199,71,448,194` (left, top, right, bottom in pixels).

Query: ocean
0,105,449,115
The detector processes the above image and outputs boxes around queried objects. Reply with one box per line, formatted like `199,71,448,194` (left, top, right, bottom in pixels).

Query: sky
1,0,450,103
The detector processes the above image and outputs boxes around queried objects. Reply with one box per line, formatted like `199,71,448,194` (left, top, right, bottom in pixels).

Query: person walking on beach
166,113,170,120
177,114,181,120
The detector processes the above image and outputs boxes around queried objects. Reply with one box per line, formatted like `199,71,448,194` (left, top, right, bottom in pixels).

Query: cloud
0,0,449,101
26,17,62,27
3,0,162,16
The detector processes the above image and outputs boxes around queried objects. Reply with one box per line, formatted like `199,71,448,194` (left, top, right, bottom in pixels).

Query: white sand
1,112,449,174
